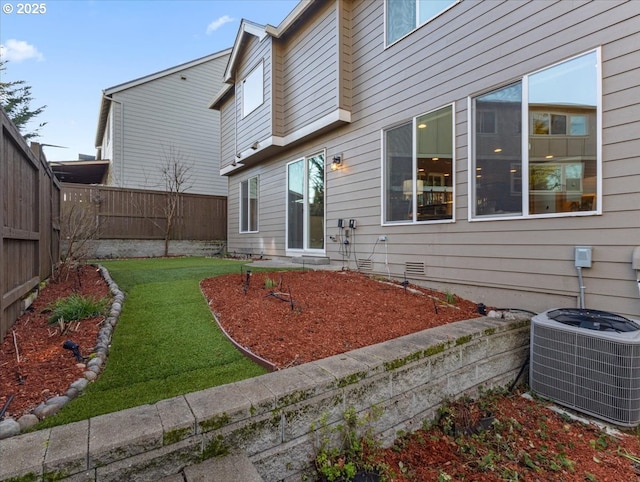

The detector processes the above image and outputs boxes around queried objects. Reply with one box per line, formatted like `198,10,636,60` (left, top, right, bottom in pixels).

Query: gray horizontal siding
235,36,273,151
226,0,640,317
281,1,339,134
111,55,229,196
220,97,237,170
227,159,288,255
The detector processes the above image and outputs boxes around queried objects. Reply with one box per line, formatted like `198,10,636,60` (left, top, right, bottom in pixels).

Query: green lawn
38,257,269,427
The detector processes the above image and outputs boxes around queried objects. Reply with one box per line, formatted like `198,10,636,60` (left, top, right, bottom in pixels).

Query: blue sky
0,0,299,161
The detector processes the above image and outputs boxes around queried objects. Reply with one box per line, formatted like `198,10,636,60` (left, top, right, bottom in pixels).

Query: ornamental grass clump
46,293,108,325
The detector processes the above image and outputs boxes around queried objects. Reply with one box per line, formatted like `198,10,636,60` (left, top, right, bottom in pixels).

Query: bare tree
158,146,193,256
57,190,101,281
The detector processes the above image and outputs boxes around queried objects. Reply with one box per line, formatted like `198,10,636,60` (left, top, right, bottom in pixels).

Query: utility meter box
574,246,592,268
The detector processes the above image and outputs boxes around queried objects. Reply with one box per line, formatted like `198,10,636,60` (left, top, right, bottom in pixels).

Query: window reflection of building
474,50,598,217
475,84,523,216
528,104,596,214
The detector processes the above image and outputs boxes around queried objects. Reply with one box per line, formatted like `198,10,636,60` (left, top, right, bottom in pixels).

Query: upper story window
472,50,599,219
386,0,458,46
383,104,454,224
242,62,263,118
240,176,258,233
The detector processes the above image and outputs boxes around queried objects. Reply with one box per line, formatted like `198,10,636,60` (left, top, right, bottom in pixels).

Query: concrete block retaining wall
0,316,530,482
61,239,226,260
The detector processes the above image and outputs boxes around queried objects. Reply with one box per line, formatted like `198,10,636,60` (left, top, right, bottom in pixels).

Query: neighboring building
211,0,640,318
96,49,231,195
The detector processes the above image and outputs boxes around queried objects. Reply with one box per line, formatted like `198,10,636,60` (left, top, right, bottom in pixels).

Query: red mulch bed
375,389,640,481
0,265,109,418
200,269,482,369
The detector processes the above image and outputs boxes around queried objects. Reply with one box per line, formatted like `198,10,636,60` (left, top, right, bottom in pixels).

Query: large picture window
240,176,258,233
472,50,599,218
242,62,263,118
386,0,457,45
384,104,454,223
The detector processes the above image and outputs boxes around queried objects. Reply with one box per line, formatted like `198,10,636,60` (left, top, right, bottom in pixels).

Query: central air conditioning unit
530,308,640,427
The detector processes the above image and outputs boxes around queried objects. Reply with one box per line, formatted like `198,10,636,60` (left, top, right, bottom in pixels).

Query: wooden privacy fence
1,109,61,340
61,183,227,241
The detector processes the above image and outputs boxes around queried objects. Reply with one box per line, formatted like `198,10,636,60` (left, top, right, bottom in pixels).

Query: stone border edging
0,265,124,439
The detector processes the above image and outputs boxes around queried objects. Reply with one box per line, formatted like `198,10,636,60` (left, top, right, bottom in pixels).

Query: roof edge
267,0,316,38
209,84,234,110
95,48,232,147
105,48,232,95
223,1,318,83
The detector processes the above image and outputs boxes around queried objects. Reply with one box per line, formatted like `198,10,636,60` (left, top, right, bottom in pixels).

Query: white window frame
285,151,326,255
381,103,456,226
384,0,459,48
241,61,264,118
468,48,602,221
239,175,259,233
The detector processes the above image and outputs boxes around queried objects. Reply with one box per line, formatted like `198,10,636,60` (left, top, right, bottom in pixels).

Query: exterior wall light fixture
331,154,343,171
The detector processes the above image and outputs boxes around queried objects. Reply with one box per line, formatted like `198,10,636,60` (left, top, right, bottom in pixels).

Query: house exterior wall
103,106,117,185
221,0,640,319
104,53,229,196
279,0,339,135
219,95,237,172
235,36,273,153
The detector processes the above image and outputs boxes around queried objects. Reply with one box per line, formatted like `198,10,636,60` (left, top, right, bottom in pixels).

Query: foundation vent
357,259,373,272
405,261,425,277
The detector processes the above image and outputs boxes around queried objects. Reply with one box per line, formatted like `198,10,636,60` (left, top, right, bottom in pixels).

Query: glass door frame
285,150,326,255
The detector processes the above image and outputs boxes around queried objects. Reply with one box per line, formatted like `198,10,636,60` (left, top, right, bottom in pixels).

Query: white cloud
206,15,234,35
0,39,44,62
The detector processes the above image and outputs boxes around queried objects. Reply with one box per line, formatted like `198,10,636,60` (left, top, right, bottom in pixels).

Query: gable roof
221,0,318,84
94,49,232,148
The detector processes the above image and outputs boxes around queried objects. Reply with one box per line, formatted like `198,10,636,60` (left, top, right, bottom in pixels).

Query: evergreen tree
0,60,47,140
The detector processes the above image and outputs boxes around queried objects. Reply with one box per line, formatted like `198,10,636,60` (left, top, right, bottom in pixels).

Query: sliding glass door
287,153,325,253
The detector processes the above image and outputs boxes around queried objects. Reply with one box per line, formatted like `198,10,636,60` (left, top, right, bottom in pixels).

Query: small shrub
312,406,388,481
264,277,276,289
46,294,108,325
445,290,456,304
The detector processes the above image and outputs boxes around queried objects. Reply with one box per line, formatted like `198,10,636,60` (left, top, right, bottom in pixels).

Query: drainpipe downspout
103,94,124,187
576,266,586,310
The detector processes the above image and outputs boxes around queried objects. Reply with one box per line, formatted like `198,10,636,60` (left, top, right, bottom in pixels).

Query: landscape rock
88,357,103,368
66,387,81,398
45,395,70,406
70,378,89,391
17,414,39,430
0,418,20,439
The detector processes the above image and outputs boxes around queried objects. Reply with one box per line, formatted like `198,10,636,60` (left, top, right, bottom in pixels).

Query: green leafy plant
264,277,276,289
46,293,108,325
312,406,387,481
438,470,453,481
445,290,456,304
